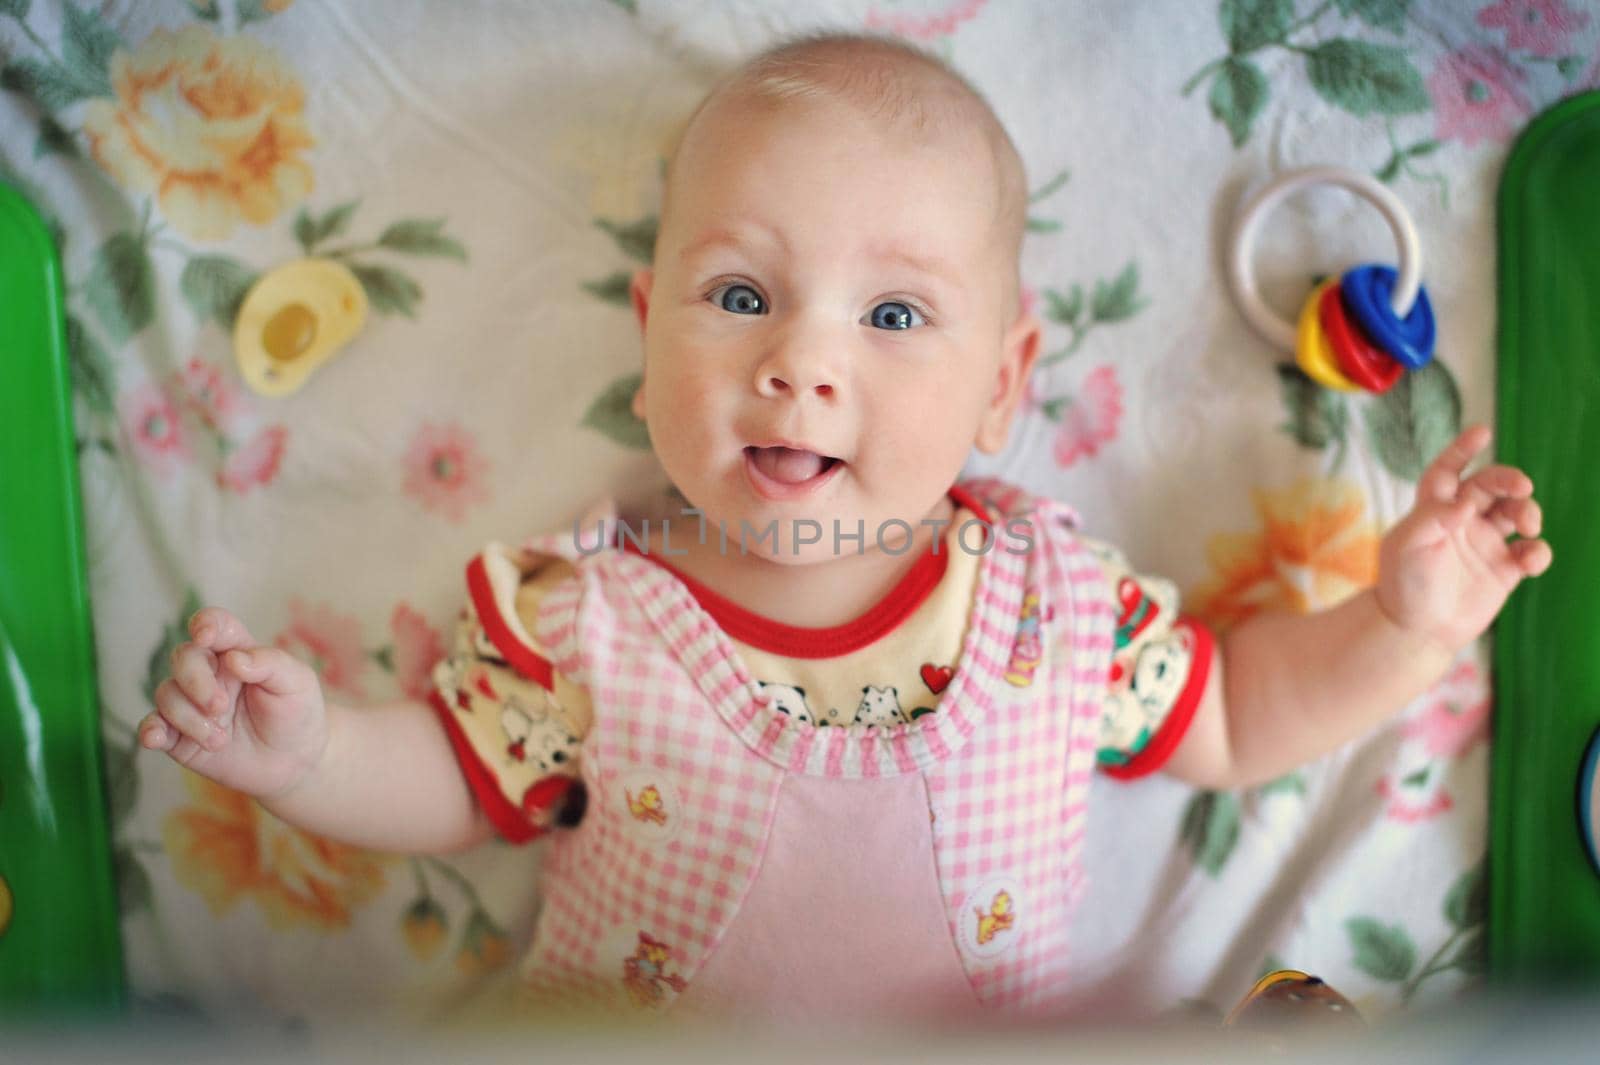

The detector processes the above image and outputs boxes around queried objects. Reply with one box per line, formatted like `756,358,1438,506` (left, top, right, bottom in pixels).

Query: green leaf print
595,215,658,265
181,255,258,328
349,262,422,317
582,271,633,307
1362,360,1462,481
1090,262,1147,323
1181,790,1241,876
1275,363,1347,451
60,1,119,94
378,218,467,260
0,0,33,22
1304,39,1428,117
85,232,155,345
142,590,204,708
1211,57,1269,147
1444,860,1487,930
295,201,360,253
34,113,76,158
1,57,99,110
1452,927,1487,975
582,373,651,451
104,738,140,831
1044,284,1083,327
1345,916,1416,982
66,313,115,415
114,846,152,916
1336,0,1410,34
1220,0,1293,53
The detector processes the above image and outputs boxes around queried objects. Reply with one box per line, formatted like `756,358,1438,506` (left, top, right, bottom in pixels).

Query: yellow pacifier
233,258,369,397
1295,279,1361,392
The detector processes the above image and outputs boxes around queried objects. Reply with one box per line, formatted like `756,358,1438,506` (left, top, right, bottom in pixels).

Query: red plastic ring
1318,282,1403,394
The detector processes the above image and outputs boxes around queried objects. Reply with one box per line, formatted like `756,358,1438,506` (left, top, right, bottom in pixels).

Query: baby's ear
975,310,1043,455
629,270,653,420
629,269,653,335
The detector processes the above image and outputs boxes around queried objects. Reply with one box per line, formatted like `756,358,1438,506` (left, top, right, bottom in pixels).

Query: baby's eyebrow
681,227,962,292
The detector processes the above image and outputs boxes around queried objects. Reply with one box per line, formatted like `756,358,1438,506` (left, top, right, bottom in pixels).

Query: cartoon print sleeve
428,545,592,843
1078,536,1216,780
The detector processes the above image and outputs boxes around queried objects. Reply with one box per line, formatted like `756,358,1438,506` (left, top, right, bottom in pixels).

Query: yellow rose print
82,25,314,242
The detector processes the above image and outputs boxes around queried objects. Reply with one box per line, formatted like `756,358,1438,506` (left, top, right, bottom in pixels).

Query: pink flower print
1019,284,1039,320
1476,0,1590,58
217,424,288,494
175,356,250,434
1051,365,1122,468
865,0,988,40
389,603,444,702
1400,661,1490,758
403,422,491,523
1428,45,1532,147
1377,774,1454,823
121,382,190,474
275,599,367,699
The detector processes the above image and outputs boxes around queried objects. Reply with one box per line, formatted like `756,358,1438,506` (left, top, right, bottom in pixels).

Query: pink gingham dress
430,477,1117,1026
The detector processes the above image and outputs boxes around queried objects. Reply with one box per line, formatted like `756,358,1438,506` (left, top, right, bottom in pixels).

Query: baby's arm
1165,426,1551,790
143,607,493,854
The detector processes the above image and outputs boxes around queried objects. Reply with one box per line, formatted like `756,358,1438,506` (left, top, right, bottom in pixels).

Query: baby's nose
761,373,834,398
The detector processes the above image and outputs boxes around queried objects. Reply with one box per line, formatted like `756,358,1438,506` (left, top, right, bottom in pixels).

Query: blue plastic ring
1340,264,1436,370
1580,724,1600,878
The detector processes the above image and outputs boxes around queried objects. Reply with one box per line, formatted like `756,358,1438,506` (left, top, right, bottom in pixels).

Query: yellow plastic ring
1295,279,1361,391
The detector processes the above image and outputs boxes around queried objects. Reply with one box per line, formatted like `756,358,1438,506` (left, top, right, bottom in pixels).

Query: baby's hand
1375,425,1553,652
140,606,330,800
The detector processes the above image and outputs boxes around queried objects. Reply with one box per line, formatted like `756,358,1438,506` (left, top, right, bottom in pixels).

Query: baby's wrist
1367,587,1457,672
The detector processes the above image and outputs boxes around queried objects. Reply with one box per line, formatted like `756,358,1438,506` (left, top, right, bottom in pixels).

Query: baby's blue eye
716,284,764,315
869,301,923,331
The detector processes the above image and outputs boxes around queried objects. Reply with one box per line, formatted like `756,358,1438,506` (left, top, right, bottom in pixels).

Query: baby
143,31,1550,1028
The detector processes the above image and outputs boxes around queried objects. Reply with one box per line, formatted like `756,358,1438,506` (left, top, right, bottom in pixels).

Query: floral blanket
3,0,1592,1034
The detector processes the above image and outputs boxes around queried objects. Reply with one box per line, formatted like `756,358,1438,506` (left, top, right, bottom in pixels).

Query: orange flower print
456,908,512,976
275,598,368,699
389,603,445,702
163,773,387,930
403,422,491,523
1193,478,1379,631
401,896,449,961
81,26,314,242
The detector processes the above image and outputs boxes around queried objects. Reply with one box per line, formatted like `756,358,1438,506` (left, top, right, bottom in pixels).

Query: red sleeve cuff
466,553,555,690
428,689,560,845
1101,616,1216,781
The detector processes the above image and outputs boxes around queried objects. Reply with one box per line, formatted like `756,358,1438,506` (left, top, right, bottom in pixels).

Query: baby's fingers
221,646,315,698
170,642,226,717
188,606,257,655
1419,425,1492,505
1486,496,1542,539
148,678,227,753
1508,538,1553,578
1461,464,1534,513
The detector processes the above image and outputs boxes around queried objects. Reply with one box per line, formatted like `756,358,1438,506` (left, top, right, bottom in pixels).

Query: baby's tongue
750,446,827,484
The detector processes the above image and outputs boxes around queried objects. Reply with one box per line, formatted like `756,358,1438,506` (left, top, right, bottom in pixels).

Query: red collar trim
620,484,994,659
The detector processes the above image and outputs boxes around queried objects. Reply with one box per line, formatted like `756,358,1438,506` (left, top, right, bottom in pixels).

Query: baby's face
631,93,1038,564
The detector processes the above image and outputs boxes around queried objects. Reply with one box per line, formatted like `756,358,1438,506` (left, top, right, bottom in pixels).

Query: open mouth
743,445,843,491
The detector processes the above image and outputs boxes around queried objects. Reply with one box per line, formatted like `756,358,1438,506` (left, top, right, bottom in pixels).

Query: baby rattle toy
1228,166,1436,393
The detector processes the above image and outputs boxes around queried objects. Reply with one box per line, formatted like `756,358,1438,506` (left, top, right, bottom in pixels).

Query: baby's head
629,31,1042,564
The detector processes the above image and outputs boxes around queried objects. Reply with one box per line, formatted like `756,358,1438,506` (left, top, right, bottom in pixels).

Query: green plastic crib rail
0,181,124,1015
1491,89,1600,983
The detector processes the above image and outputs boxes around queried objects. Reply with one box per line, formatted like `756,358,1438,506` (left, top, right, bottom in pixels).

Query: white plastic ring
1228,166,1423,354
